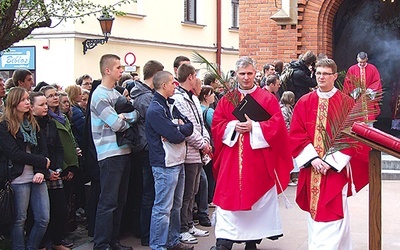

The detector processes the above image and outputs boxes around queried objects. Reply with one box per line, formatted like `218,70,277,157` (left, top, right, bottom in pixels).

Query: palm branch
320,78,383,159
334,70,346,91
191,51,240,106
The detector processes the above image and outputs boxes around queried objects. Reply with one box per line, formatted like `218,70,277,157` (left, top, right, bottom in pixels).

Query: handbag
0,159,14,225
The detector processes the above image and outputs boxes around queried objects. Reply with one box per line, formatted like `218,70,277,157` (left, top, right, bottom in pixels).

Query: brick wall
240,0,343,70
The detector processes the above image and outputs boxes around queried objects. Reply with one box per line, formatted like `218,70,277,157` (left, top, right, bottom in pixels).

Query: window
232,0,239,28
184,0,197,23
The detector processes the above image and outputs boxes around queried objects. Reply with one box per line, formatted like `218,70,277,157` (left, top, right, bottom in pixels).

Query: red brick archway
239,0,343,68
315,0,344,57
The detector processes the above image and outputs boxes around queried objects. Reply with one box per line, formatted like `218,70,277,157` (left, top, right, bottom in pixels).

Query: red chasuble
211,87,293,211
290,90,369,222
343,63,382,120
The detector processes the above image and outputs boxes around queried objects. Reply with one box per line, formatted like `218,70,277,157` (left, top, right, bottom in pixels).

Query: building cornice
28,32,239,54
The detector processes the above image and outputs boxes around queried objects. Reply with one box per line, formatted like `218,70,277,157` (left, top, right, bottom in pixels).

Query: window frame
231,0,239,29
184,0,197,23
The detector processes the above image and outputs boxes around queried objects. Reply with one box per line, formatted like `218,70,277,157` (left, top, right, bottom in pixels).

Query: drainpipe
216,0,222,72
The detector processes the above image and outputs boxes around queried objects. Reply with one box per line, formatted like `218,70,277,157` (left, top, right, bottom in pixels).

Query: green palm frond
335,70,347,90
192,51,240,106
320,87,383,159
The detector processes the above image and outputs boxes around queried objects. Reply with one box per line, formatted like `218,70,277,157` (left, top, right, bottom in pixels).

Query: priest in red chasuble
210,56,293,250
290,58,369,249
343,51,382,122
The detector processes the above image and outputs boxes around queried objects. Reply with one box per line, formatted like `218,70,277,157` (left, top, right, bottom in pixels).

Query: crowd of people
0,50,382,250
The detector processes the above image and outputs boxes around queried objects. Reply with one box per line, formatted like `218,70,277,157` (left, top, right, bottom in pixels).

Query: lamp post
82,15,115,55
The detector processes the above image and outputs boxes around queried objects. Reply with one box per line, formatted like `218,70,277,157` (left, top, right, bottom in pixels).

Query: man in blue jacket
146,71,194,250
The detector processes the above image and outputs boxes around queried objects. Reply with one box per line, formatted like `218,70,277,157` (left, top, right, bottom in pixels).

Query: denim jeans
93,154,131,250
181,163,202,232
140,151,155,245
11,182,50,250
150,164,185,250
195,167,209,219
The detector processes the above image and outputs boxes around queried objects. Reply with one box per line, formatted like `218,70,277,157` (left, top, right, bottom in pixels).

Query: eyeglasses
315,72,336,76
82,82,92,86
46,93,60,99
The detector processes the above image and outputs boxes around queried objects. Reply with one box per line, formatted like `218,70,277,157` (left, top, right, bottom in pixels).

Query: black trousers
40,188,68,247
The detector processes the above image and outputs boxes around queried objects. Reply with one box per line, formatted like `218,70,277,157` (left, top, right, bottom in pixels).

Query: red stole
290,91,369,222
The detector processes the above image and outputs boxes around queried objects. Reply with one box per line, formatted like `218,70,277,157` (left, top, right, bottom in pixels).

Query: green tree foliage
0,0,134,51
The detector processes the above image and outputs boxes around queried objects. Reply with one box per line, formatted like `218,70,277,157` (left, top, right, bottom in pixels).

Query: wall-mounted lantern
82,15,114,55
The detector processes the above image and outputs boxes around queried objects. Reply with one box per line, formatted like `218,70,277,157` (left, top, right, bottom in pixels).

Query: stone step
382,154,400,170
382,169,400,180
381,153,400,180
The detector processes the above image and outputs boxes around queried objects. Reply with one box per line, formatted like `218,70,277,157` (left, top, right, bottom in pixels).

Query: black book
232,94,271,122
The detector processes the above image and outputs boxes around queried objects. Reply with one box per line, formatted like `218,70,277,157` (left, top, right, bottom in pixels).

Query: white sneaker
189,226,209,237
180,232,198,244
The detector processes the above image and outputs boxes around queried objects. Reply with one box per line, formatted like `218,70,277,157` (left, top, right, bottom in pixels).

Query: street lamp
82,15,115,55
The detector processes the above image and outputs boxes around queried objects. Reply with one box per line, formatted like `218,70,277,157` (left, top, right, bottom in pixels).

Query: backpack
279,66,295,92
202,107,214,148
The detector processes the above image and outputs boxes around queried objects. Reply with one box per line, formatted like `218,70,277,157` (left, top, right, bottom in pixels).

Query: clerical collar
317,87,337,99
358,63,368,69
238,84,257,95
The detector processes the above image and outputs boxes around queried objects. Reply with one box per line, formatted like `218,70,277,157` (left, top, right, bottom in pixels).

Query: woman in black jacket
30,92,70,250
0,87,51,250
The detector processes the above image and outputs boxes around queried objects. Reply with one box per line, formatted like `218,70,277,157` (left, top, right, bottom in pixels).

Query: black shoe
168,242,194,250
61,239,73,248
199,217,212,227
111,242,133,250
210,245,230,250
245,242,257,250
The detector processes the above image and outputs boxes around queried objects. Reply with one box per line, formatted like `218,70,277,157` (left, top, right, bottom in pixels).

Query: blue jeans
196,167,209,219
11,182,50,250
94,154,131,250
140,151,155,245
150,164,185,250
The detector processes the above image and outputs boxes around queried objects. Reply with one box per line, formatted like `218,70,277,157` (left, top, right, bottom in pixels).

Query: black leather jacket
290,60,317,102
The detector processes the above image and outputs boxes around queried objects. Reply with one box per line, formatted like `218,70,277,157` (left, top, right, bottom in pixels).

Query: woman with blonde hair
65,85,85,146
58,92,71,119
0,87,51,249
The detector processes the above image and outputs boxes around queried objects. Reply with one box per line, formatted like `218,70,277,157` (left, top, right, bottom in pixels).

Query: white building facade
2,0,239,87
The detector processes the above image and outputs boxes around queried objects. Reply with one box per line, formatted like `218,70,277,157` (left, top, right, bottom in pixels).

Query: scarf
20,119,37,147
48,109,66,125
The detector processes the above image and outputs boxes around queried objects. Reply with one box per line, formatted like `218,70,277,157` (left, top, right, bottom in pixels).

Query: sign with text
0,46,36,70
124,65,137,72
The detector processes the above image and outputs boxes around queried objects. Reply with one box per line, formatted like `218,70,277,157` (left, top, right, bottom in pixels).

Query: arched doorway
332,0,400,135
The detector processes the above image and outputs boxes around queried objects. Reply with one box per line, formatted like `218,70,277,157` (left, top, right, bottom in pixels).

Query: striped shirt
90,85,131,161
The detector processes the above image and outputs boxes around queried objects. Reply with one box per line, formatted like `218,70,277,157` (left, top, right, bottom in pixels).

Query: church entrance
332,0,400,135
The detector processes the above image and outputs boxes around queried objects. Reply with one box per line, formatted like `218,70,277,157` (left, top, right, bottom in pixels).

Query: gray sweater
172,87,210,164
